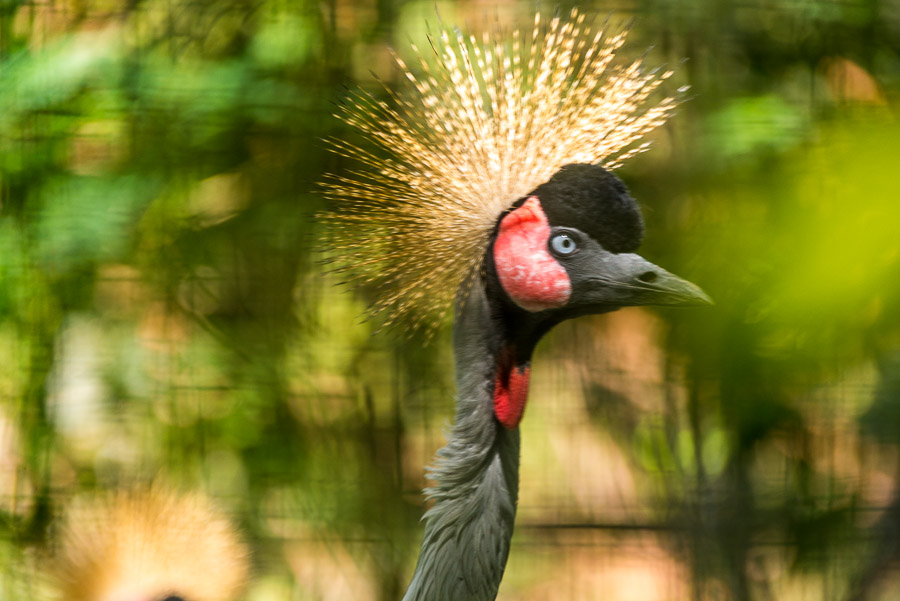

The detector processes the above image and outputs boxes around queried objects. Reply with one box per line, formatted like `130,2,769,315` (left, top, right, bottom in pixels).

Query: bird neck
402,278,526,601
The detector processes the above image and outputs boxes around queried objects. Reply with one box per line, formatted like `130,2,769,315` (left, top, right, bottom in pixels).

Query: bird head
477,163,710,429
487,163,709,331
320,11,700,341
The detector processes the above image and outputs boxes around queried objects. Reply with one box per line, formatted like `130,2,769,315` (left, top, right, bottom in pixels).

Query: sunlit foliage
0,1,898,600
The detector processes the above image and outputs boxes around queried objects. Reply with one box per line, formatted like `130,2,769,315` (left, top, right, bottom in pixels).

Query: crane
53,485,249,601
321,9,711,601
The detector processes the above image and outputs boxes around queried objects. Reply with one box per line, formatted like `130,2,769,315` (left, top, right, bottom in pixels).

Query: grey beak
582,252,713,308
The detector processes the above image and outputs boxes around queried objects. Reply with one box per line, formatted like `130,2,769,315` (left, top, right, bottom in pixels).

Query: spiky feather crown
320,9,683,335
54,487,249,601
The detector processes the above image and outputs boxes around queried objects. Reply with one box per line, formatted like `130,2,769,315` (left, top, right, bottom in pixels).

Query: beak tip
696,289,714,306
662,281,713,307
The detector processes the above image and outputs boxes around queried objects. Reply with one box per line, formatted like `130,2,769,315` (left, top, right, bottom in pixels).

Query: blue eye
550,233,577,256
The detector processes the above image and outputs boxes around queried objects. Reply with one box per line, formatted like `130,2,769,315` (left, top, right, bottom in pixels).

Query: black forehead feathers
527,163,644,253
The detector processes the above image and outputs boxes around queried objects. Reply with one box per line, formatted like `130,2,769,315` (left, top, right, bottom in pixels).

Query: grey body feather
402,281,520,601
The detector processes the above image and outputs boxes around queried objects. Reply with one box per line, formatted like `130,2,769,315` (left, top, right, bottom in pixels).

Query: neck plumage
402,280,521,601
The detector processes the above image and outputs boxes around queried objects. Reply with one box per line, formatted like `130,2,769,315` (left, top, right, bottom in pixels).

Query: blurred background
1,0,899,600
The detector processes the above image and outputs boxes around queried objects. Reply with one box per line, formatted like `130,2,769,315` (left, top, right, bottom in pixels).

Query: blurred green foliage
0,1,898,600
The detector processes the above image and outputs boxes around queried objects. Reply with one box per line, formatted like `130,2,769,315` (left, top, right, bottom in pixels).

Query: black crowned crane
321,9,710,601
53,485,249,601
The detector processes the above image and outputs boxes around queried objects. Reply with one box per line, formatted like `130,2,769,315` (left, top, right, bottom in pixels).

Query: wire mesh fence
1,0,900,599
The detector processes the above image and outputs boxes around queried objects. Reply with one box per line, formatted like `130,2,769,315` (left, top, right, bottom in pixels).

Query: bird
52,485,250,601
320,9,711,601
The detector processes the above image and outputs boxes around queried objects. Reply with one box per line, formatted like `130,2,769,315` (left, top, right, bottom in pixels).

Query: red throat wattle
493,197,571,312
493,346,531,429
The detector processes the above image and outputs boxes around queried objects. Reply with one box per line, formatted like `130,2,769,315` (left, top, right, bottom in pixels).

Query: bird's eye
549,233,577,256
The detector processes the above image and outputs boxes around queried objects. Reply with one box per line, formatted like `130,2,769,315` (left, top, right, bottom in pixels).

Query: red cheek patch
493,197,571,312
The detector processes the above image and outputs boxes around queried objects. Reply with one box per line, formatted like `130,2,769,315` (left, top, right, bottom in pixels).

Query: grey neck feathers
402,280,520,601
